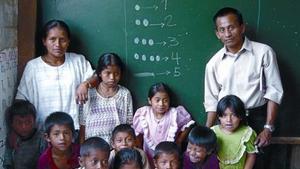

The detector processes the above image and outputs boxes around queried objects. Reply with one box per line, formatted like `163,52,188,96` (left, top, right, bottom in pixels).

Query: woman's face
43,26,70,58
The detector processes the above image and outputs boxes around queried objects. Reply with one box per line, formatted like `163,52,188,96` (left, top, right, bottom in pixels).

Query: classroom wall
0,0,18,167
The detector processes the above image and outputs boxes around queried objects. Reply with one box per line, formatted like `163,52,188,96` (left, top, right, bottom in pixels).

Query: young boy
3,100,46,169
38,111,80,169
184,125,219,169
110,124,150,169
154,141,181,169
78,137,110,169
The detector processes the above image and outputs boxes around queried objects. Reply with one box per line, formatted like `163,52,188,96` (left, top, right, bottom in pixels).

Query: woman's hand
76,82,90,104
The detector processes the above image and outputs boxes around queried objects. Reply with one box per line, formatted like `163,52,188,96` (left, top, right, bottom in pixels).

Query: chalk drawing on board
161,0,168,11
134,37,139,44
148,15,176,28
135,4,158,11
135,19,141,25
155,41,167,46
167,37,179,47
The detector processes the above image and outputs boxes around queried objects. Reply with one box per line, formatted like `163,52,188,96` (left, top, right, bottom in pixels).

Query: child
184,125,219,169
80,52,133,143
211,95,258,169
38,111,80,169
78,137,110,169
112,148,143,169
133,83,194,161
3,100,46,169
110,124,150,169
153,141,181,169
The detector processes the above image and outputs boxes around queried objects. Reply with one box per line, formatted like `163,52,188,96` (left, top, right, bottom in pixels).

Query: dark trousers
246,104,271,169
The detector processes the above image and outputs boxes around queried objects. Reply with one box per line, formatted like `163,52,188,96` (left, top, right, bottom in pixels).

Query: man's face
215,13,245,53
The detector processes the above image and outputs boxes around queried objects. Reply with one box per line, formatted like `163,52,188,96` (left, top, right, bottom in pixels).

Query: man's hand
76,82,89,104
255,128,272,147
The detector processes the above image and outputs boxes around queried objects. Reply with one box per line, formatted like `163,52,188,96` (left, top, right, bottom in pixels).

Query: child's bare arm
176,127,192,149
135,134,143,149
244,153,256,169
79,125,86,144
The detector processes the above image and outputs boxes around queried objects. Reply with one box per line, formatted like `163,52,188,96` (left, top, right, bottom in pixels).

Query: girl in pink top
133,82,195,166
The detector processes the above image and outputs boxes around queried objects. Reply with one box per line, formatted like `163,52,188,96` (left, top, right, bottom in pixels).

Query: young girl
79,53,133,143
211,95,258,169
184,125,219,169
133,82,194,164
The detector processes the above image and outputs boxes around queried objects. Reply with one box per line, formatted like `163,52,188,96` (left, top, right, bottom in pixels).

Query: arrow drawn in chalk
155,41,167,46
141,5,158,10
149,22,165,28
156,70,171,76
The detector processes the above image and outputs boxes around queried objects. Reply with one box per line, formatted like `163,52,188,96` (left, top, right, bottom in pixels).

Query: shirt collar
221,37,252,60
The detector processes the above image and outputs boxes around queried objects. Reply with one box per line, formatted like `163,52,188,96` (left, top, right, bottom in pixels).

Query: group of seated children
3,51,258,169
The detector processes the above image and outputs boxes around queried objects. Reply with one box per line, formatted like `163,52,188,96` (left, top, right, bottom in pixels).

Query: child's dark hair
5,100,36,127
188,125,217,153
44,111,75,135
80,137,110,157
111,124,136,141
217,95,247,125
154,141,181,160
213,7,244,26
42,19,71,40
148,82,171,99
112,148,143,169
96,52,124,80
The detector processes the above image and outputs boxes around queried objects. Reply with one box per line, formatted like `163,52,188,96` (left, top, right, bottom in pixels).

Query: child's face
12,114,35,139
119,161,141,169
148,92,170,115
46,124,73,152
99,65,121,88
112,131,135,152
79,149,109,169
186,142,209,164
219,108,241,133
154,153,180,169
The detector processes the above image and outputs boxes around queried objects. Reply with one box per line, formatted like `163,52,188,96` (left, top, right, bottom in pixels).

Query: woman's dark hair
80,137,110,157
44,111,75,136
5,100,36,128
112,148,143,169
216,95,247,125
188,125,217,153
42,19,71,40
95,52,124,80
213,7,244,27
148,82,171,100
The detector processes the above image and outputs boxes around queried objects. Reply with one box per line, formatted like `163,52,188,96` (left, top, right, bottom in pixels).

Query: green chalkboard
37,0,300,136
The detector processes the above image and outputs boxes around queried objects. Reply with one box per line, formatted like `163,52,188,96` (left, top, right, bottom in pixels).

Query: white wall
0,0,18,167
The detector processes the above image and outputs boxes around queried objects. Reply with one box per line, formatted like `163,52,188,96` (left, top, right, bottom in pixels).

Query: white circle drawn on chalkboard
134,37,139,44
142,39,147,45
148,39,154,46
135,19,141,26
134,53,139,60
156,55,160,61
142,55,147,61
143,19,149,27
135,4,141,11
150,55,155,61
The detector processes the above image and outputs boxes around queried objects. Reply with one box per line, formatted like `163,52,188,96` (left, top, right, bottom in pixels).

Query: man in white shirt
204,7,283,168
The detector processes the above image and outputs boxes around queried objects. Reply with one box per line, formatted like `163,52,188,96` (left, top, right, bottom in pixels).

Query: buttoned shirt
204,37,283,112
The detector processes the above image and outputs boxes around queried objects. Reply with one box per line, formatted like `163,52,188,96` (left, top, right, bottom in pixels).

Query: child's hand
255,129,272,147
